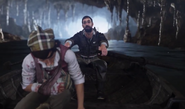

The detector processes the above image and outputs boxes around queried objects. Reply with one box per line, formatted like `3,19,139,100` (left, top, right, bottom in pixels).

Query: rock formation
0,0,185,49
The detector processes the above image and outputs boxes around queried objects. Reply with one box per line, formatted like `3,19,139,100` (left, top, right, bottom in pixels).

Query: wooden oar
107,51,185,72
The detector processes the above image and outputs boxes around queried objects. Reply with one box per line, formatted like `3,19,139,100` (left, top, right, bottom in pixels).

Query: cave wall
0,0,185,49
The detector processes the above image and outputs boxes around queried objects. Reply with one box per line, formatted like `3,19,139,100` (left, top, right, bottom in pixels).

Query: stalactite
71,4,75,22
30,11,35,31
104,0,114,22
117,0,122,25
170,3,176,27
45,0,49,5
64,10,68,21
175,11,181,39
141,0,146,27
137,11,140,28
126,0,129,28
0,28,4,41
158,0,165,46
9,0,12,7
39,9,43,26
32,11,34,21
124,0,131,42
48,7,51,27
46,0,50,11
27,11,31,32
6,0,10,26
153,0,156,7
148,17,152,27
43,12,46,27
24,0,28,25
53,2,62,21
16,1,19,16
56,8,60,20
111,7,114,23
1,6,3,15
115,5,119,21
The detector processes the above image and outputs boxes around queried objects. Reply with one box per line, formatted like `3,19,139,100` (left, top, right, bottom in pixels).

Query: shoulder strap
31,54,43,83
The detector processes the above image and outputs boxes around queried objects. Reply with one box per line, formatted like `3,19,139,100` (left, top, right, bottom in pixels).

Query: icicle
91,6,94,17
115,5,119,21
118,0,123,25
57,8,60,20
39,9,43,26
148,17,152,27
141,0,146,27
23,0,28,25
104,0,114,22
43,13,46,27
64,10,68,21
32,11,34,20
137,11,140,28
175,11,181,39
10,0,13,7
0,28,5,41
16,1,19,16
111,6,114,23
126,0,129,27
45,0,48,5
48,7,51,27
71,4,75,22
27,11,31,32
6,0,10,26
153,0,156,7
175,18,179,39
1,6,3,15
124,0,131,42
170,3,176,27
158,0,165,45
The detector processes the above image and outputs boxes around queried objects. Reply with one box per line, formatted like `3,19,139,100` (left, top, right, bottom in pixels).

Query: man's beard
84,26,93,33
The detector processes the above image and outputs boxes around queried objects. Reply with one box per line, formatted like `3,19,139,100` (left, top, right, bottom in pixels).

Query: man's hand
98,44,108,56
64,42,71,48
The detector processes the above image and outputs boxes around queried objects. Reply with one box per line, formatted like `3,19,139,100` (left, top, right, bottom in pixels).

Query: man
14,26,85,109
65,16,108,100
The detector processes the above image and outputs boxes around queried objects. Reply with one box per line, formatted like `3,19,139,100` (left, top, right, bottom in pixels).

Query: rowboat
0,48,185,109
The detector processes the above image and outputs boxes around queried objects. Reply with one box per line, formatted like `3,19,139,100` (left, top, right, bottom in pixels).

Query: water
69,40,185,96
0,40,184,96
106,40,185,96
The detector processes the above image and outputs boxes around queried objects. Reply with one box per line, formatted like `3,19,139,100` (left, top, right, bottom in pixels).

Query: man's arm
75,83,84,109
64,32,80,48
98,33,109,56
22,54,65,95
21,54,40,92
99,44,108,56
64,50,85,109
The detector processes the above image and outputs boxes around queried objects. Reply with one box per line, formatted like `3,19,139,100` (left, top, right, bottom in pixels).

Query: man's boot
97,81,105,100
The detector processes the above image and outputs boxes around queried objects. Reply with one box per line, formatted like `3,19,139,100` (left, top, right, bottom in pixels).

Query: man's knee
93,60,107,73
14,98,39,109
14,92,46,109
49,90,71,109
92,60,107,81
